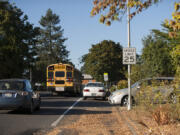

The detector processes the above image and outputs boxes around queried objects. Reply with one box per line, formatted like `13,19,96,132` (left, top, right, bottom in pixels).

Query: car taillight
99,89,104,92
83,89,90,92
18,91,28,96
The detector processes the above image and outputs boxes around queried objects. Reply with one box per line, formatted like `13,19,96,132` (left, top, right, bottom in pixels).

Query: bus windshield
55,71,65,77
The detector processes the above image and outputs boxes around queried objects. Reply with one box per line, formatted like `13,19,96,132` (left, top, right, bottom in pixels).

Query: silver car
83,82,106,100
108,77,178,106
0,79,41,113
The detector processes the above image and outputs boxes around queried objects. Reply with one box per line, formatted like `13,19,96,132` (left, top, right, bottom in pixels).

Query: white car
108,77,177,106
83,82,106,100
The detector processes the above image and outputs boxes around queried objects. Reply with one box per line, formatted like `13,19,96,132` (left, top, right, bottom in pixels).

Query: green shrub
135,80,180,125
109,85,117,92
109,80,128,93
117,80,128,89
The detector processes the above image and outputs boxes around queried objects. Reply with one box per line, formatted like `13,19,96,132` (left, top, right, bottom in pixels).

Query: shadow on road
1,107,111,116
36,108,112,115
0,96,113,115
41,96,112,108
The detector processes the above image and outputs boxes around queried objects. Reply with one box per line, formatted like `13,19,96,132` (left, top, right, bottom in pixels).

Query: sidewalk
47,106,133,135
44,106,180,135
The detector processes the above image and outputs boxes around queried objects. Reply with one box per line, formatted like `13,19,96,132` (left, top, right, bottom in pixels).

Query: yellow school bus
47,63,82,95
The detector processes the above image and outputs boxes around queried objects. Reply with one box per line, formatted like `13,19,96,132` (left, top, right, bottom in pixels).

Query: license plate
56,87,64,91
4,93,12,98
91,93,96,96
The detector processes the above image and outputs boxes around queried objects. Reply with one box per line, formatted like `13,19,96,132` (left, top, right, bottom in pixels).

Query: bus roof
47,63,73,67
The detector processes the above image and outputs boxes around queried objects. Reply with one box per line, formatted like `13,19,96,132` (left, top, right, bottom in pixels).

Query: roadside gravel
46,106,134,135
45,105,180,135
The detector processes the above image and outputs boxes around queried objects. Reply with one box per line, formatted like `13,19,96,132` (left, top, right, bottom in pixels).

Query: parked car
0,79,41,113
108,77,179,106
83,82,106,100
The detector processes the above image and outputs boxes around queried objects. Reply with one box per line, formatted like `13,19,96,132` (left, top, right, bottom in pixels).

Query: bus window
48,66,54,71
66,66,72,70
67,72,72,78
55,71,65,77
48,72,54,79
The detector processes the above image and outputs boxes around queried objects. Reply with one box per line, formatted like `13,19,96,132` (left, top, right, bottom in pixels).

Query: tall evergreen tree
37,8,69,67
0,1,39,79
35,9,69,83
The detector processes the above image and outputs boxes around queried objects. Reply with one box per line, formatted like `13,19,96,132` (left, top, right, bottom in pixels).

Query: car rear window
86,83,104,87
0,81,24,90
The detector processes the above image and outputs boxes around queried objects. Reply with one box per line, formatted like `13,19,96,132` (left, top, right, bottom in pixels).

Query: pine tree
35,9,69,83
0,1,39,79
37,8,69,67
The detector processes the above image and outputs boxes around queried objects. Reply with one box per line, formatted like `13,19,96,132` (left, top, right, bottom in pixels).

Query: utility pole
127,0,131,110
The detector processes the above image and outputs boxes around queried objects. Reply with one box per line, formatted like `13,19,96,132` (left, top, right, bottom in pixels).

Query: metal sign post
122,0,136,110
123,47,136,110
104,73,108,92
127,2,131,111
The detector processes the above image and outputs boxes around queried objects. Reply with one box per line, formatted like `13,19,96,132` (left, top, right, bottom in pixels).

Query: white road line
51,97,83,127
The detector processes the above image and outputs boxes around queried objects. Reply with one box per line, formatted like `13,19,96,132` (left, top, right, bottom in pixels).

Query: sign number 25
123,48,136,65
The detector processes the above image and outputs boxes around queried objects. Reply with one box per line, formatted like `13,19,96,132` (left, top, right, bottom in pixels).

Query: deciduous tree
91,0,161,25
165,2,180,38
81,40,126,82
165,2,180,78
141,34,175,77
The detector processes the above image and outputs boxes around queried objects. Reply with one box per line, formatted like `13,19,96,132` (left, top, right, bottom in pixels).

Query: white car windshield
131,82,140,88
86,83,104,87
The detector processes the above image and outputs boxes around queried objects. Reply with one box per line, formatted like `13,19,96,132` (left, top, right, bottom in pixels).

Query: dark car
0,79,41,113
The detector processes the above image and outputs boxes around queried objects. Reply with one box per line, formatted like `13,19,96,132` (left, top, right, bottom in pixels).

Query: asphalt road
0,94,111,135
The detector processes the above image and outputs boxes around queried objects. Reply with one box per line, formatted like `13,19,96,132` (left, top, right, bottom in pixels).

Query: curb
116,107,138,135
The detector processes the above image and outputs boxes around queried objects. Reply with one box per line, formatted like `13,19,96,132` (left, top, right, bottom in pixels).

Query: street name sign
123,48,136,64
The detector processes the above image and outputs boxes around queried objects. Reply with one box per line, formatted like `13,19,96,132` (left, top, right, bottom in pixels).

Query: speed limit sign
123,48,136,64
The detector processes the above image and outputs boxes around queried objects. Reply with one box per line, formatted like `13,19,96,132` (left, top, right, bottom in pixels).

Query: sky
9,0,178,69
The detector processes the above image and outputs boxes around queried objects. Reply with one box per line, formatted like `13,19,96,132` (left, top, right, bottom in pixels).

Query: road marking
51,97,83,127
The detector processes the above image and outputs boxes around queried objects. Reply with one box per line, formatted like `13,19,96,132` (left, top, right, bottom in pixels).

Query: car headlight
116,92,122,95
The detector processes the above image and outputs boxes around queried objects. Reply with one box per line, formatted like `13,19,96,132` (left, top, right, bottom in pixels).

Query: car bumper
83,92,106,97
108,95,123,105
0,97,30,110
108,98,119,104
